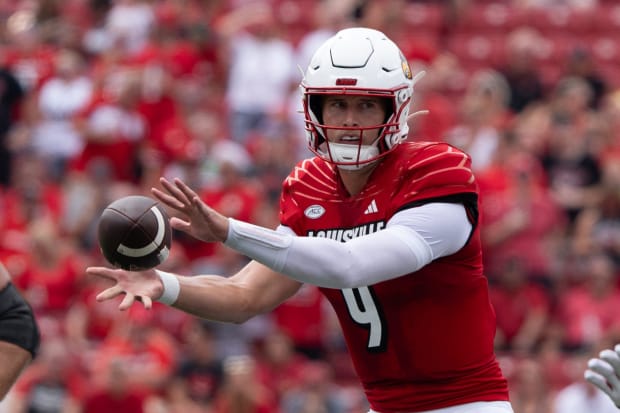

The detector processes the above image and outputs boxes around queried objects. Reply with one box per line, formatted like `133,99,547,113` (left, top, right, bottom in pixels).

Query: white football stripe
117,206,166,257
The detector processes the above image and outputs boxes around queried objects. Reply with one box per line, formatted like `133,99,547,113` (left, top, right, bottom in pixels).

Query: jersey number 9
342,287,386,351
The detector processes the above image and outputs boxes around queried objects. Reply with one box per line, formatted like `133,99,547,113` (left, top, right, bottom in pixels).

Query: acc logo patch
400,53,412,80
304,205,325,219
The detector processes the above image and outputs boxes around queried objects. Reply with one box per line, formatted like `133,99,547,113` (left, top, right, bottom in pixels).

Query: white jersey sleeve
225,203,472,289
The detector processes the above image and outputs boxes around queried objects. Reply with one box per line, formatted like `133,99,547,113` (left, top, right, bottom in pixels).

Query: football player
585,344,620,408
88,28,514,413
0,262,40,400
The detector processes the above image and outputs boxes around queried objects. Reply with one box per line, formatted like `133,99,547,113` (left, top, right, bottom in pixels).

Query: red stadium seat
526,6,595,35
597,62,620,89
588,36,620,65
402,2,444,32
592,4,620,35
446,33,507,70
395,30,441,63
533,34,576,64
452,3,525,34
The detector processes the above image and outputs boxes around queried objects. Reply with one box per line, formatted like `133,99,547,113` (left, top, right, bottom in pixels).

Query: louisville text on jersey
306,221,385,242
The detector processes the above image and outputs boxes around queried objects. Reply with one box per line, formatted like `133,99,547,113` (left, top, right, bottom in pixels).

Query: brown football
97,196,172,271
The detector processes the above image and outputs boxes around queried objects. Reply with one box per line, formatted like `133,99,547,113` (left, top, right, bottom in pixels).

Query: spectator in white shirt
31,48,93,181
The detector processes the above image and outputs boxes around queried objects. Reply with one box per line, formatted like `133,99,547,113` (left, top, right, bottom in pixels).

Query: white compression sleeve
224,203,472,289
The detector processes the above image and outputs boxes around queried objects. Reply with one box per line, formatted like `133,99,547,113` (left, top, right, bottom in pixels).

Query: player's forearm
169,274,257,323
155,261,301,322
224,219,433,289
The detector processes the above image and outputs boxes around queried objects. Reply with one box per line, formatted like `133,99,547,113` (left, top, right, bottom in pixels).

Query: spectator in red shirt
408,52,460,143
3,23,56,94
0,153,63,260
65,270,127,351
572,155,620,266
445,68,512,172
506,357,554,413
272,284,330,359
72,70,147,183
90,305,178,400
498,27,544,114
254,329,309,403
171,318,223,409
81,358,146,413
479,149,565,284
489,257,551,354
14,217,85,337
181,140,262,267
7,337,83,413
541,77,602,228
556,253,620,352
212,355,278,413
280,360,347,413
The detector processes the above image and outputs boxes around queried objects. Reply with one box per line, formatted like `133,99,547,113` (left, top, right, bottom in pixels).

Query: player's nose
341,107,360,127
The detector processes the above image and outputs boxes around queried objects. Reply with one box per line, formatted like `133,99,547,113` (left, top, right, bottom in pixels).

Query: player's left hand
152,177,230,244
584,344,620,407
87,267,161,310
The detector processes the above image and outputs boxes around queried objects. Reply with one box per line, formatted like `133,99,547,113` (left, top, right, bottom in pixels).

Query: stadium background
0,0,620,411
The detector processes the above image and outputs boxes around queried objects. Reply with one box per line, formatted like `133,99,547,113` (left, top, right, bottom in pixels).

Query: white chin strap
327,142,379,171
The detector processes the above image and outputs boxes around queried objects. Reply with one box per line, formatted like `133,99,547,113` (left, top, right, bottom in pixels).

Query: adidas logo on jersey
364,199,378,215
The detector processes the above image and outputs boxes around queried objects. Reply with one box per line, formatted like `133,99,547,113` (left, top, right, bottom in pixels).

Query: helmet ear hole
309,95,324,124
307,94,326,146
382,98,394,123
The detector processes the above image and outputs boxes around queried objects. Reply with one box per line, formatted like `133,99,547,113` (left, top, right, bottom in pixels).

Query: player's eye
326,99,346,109
359,100,378,110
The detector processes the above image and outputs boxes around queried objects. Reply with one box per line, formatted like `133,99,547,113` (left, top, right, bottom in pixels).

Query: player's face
321,95,387,146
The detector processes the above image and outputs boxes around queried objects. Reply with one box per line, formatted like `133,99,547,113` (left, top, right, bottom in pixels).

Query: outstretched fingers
602,348,620,374
152,186,185,211
585,367,612,396
96,284,125,302
140,295,153,310
95,284,153,310
599,350,620,389
158,177,192,208
87,266,121,282
118,292,152,311
173,178,200,204
119,292,135,310
586,357,619,396
170,216,192,233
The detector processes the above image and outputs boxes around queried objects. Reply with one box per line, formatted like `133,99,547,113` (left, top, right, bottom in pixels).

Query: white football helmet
301,27,420,170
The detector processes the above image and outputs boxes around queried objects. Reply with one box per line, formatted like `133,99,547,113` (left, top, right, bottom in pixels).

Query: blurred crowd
1,0,620,412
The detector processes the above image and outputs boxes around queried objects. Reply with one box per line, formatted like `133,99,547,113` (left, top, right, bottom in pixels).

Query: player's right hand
86,266,162,311
584,344,620,407
152,177,230,244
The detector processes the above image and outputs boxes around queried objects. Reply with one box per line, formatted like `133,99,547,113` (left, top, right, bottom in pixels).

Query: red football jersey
279,142,509,412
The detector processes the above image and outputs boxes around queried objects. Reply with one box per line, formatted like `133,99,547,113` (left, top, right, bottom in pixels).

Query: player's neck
337,162,378,196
